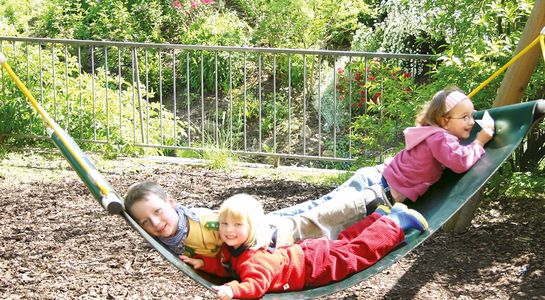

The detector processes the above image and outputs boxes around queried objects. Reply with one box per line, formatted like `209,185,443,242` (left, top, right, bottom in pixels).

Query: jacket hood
403,126,447,150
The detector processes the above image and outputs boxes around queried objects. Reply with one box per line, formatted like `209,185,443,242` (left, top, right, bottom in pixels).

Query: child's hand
212,285,234,300
475,127,494,147
179,255,204,269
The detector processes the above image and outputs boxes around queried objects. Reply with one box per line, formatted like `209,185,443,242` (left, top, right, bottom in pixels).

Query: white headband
444,91,468,113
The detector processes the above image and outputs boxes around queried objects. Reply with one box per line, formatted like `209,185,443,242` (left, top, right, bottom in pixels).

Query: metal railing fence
0,36,434,165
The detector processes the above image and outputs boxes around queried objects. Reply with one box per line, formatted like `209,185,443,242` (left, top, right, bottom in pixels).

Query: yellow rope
0,57,110,197
468,33,544,98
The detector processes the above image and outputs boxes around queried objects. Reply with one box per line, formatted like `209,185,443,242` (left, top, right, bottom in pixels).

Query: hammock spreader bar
0,53,124,214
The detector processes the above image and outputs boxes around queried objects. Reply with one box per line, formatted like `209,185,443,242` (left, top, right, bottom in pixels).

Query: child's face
441,99,476,139
130,194,179,238
219,216,250,249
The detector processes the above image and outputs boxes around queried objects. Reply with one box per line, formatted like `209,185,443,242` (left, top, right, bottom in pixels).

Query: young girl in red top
181,194,429,299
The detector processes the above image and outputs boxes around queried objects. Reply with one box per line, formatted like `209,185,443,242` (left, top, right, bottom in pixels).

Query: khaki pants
269,184,388,246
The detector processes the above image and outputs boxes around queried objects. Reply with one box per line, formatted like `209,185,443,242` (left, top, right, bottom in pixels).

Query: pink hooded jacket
382,126,486,201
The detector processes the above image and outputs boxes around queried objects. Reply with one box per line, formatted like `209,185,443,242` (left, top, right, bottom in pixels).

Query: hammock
2,52,545,299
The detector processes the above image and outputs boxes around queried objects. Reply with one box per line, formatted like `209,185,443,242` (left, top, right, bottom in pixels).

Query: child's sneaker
387,204,429,233
374,205,391,216
391,202,408,213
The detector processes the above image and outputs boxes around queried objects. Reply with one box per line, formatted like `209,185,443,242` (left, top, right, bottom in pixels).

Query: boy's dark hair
124,181,167,212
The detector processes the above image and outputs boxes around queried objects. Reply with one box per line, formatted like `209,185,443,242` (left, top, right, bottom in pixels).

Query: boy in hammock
124,181,390,257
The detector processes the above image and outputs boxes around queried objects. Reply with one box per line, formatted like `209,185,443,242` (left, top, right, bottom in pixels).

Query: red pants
299,212,404,287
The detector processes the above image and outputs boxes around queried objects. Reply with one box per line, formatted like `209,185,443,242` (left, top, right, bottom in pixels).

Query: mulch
0,156,544,299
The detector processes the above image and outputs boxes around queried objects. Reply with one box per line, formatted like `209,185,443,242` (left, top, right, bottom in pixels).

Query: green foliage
313,57,424,161
352,0,440,54
1,43,186,157
487,165,545,200
349,60,424,160
422,0,535,104
0,0,41,35
228,0,370,50
202,147,238,170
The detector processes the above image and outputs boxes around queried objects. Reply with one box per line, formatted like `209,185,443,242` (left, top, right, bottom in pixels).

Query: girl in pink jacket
272,87,495,220
381,87,494,202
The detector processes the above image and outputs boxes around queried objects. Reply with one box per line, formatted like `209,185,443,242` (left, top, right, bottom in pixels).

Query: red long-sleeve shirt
198,214,404,299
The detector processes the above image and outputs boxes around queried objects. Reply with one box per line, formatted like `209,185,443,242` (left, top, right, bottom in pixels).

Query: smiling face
441,98,476,139
219,215,250,249
129,194,179,238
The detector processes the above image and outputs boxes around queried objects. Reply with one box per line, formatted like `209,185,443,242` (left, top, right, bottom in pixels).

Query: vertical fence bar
25,42,33,135
51,43,57,121
243,52,247,151
130,48,136,143
91,45,97,141
145,48,150,144
258,53,262,152
273,54,277,154
287,54,292,154
348,56,353,159
64,45,70,134
229,52,233,150
172,49,177,146
332,57,337,158
77,47,83,139
215,51,219,147
186,51,190,147
317,55,322,157
303,54,307,156
133,48,145,143
117,47,123,143
105,47,110,142
159,50,164,145
200,52,204,147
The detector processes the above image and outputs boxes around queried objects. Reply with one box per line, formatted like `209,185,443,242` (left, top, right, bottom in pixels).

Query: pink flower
201,0,214,4
337,68,344,74
172,0,182,9
190,0,199,9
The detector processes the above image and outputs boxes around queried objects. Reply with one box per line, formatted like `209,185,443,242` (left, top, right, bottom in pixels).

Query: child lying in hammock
180,194,428,299
124,181,390,257
272,86,495,217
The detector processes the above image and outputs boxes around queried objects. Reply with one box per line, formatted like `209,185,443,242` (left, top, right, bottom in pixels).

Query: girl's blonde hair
415,86,467,126
218,194,272,250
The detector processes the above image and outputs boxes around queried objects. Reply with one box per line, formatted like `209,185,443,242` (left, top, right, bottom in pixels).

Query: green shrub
1,43,187,157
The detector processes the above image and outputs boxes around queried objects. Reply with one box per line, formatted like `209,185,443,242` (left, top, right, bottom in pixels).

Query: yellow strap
0,57,110,197
468,33,544,98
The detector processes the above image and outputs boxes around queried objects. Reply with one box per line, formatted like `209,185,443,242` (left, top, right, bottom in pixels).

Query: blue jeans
269,164,385,217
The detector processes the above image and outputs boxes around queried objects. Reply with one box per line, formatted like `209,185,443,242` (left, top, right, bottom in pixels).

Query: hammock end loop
102,193,125,214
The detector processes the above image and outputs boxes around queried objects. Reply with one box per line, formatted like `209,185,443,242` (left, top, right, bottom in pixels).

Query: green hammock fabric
48,100,544,299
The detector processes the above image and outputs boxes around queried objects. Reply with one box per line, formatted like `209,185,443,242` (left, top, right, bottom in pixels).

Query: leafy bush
1,43,187,157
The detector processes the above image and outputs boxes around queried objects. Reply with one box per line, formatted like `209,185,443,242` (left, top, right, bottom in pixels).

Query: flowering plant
334,59,424,160
335,59,414,117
